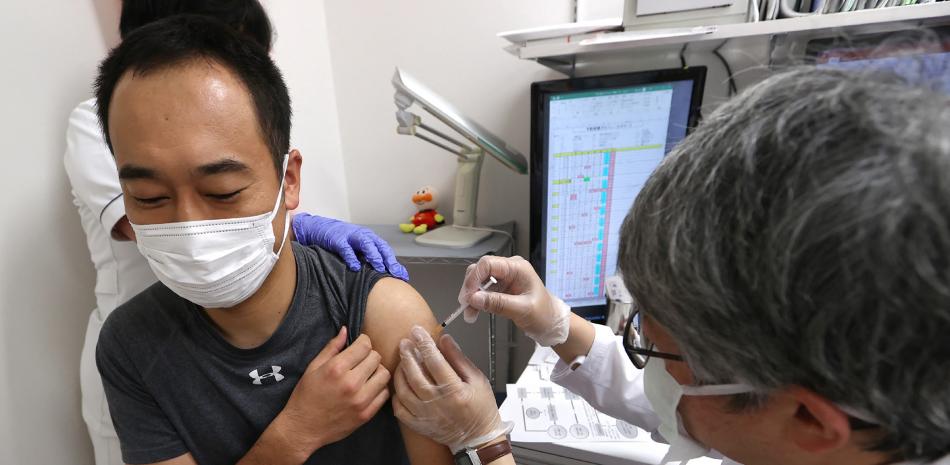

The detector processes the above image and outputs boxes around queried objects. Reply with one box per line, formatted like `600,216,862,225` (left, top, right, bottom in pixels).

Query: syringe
441,276,498,328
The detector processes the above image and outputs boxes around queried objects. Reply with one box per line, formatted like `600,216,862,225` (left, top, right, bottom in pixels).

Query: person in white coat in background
391,67,950,465
63,2,407,464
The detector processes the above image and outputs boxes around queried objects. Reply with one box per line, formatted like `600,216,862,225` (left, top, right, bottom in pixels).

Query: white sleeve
551,323,661,432
63,100,126,233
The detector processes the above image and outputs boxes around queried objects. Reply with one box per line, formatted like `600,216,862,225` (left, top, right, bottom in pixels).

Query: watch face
453,451,476,465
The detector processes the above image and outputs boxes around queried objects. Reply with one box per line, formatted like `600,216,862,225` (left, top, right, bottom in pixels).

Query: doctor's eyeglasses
622,308,685,369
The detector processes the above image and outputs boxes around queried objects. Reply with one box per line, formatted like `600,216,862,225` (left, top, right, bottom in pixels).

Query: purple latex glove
292,213,409,281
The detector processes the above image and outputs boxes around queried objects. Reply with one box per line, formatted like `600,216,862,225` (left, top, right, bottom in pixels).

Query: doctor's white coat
549,323,949,465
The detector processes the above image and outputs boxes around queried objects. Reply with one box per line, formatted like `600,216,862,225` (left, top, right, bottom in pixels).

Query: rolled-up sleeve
551,323,661,432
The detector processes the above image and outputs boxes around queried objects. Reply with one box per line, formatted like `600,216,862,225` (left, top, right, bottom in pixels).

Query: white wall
263,0,351,220
324,0,570,254
0,1,116,463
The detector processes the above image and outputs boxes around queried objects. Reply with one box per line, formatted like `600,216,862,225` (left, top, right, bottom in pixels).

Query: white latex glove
458,256,571,347
393,326,512,453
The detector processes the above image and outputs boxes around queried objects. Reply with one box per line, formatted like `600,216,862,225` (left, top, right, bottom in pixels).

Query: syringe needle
441,276,498,328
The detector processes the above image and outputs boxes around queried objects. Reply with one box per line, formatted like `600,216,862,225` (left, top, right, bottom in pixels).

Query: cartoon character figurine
399,186,445,234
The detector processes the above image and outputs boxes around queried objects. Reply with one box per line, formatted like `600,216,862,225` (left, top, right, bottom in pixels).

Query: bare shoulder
362,277,442,372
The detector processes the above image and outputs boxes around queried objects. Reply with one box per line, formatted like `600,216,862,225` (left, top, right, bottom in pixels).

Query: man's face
108,60,300,233
641,316,866,465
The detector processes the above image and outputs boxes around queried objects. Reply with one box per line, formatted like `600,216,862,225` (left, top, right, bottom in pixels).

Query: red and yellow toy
399,186,445,234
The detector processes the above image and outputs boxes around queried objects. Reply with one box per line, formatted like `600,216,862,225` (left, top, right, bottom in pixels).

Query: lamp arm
414,132,469,160
418,122,471,151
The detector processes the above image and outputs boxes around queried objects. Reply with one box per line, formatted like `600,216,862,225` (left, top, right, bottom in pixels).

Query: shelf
510,3,950,73
362,222,516,265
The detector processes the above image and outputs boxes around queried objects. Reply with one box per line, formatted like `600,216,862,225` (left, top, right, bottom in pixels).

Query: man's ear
780,386,852,454
283,149,302,211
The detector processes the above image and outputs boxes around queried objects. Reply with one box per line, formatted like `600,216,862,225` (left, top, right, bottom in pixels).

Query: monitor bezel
529,66,707,321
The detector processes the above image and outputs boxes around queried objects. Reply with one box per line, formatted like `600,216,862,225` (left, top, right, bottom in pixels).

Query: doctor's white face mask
130,155,291,309
643,357,754,465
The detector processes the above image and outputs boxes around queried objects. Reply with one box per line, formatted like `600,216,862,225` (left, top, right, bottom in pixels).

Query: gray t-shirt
96,242,407,465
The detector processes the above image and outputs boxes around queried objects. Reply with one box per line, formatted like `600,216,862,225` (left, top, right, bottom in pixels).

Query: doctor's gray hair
618,67,950,461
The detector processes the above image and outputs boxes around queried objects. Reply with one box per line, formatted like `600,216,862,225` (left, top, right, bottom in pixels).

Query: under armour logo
249,366,285,385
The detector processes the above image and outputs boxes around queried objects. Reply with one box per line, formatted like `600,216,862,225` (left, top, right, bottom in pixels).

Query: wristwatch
453,439,513,465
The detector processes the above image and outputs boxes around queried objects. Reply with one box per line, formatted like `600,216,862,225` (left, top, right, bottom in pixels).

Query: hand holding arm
292,213,409,281
245,328,391,464
393,326,512,455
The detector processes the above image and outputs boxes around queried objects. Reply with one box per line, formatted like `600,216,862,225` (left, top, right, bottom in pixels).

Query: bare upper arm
363,277,443,373
362,277,454,465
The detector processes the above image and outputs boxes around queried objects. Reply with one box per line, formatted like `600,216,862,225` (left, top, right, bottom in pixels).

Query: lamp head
391,67,528,174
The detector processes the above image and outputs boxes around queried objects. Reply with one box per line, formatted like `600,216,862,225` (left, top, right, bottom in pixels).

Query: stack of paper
500,346,643,443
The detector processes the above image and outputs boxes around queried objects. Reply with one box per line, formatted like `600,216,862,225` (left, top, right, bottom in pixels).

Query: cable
713,41,738,96
679,43,688,69
748,0,761,21
779,0,818,16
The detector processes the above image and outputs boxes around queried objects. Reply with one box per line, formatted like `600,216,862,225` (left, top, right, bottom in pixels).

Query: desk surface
362,222,515,265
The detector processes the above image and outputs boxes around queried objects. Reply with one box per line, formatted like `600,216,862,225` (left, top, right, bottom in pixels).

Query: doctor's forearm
552,313,596,366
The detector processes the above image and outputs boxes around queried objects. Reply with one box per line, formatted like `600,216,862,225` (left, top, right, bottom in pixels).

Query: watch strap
477,439,512,464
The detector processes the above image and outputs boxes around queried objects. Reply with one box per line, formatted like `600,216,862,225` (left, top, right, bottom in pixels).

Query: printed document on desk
501,346,643,443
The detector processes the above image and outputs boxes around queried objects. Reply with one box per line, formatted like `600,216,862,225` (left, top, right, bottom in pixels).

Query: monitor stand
414,224,491,249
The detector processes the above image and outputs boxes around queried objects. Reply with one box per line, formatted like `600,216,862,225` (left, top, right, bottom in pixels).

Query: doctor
392,67,950,465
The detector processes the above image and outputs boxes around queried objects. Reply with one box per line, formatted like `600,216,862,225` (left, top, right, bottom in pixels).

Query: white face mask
643,358,754,465
131,155,291,309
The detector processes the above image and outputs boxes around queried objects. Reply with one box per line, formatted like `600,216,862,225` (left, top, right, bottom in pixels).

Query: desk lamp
392,68,528,248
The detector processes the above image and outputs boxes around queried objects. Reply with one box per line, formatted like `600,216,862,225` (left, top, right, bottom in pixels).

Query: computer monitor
807,28,950,93
530,67,706,321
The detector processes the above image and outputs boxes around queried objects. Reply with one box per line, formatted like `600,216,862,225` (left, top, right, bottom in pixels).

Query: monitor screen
530,67,706,319
809,29,950,93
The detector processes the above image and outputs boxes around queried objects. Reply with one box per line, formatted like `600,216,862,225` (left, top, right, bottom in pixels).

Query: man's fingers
364,361,391,393
411,326,460,387
437,334,482,383
352,349,383,382
353,362,391,409
361,386,391,422
334,333,374,370
310,326,347,370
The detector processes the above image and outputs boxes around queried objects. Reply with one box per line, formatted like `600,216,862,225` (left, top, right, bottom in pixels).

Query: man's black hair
95,14,291,175
119,0,273,51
